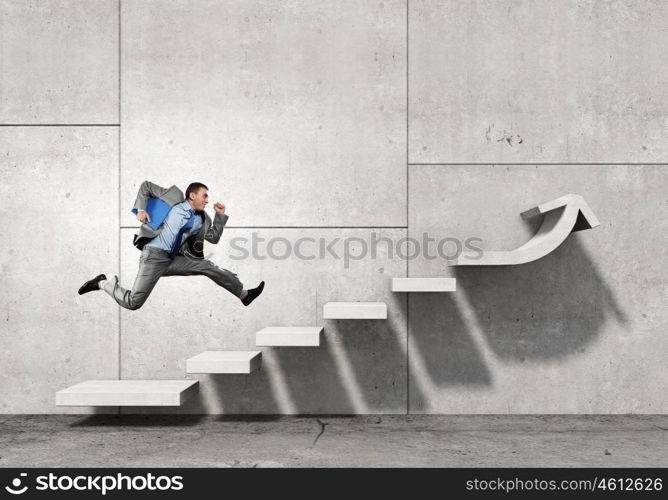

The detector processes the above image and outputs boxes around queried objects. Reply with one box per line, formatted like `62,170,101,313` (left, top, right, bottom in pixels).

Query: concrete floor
0,415,665,467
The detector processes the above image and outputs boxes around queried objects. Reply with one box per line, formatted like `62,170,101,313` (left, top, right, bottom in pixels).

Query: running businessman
78,180,264,309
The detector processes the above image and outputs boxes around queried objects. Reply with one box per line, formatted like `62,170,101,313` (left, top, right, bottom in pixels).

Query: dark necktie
170,209,195,258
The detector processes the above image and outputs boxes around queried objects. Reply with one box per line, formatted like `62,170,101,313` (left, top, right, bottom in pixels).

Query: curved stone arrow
453,193,600,266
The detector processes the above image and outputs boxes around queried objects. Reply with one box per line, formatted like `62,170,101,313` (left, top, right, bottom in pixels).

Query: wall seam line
117,0,122,417
119,226,410,229
0,124,120,127
408,163,667,166
406,0,410,416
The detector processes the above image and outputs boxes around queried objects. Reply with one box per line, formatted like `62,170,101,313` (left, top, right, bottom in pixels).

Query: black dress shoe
78,274,107,295
242,281,265,306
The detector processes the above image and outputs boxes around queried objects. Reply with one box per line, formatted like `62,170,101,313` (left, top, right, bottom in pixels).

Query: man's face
189,188,208,211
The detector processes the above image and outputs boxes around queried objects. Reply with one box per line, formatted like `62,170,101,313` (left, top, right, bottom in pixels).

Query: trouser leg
101,247,172,310
164,255,245,298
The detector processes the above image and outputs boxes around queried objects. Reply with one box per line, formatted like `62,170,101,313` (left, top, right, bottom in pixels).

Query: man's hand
213,202,226,214
137,210,151,223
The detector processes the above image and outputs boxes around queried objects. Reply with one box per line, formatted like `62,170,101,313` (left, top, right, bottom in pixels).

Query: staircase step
55,380,198,407
256,326,324,347
391,277,456,292
323,302,387,319
186,350,261,374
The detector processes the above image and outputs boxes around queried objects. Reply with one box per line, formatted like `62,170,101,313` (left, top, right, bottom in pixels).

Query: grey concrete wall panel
0,127,119,413
409,0,668,163
0,0,118,124
120,0,407,226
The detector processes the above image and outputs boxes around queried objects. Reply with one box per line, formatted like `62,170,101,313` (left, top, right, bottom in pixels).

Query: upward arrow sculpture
453,194,600,266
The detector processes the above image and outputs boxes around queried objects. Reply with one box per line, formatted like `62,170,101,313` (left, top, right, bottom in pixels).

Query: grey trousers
102,246,244,310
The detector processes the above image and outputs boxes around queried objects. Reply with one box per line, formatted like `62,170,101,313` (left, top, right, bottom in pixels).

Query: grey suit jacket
131,180,229,259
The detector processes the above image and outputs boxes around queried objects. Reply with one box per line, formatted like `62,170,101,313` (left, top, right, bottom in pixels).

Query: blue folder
130,197,172,230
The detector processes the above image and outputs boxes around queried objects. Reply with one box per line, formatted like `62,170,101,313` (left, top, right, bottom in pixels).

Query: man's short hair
185,182,208,201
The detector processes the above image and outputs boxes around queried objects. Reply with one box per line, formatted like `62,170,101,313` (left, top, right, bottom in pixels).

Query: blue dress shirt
144,200,203,254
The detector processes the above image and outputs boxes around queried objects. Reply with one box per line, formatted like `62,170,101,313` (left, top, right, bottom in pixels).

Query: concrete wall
1,0,665,414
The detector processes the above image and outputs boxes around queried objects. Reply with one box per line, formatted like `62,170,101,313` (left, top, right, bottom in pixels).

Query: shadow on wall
210,338,361,414
260,289,412,414
179,290,412,415
71,227,625,419
409,293,492,389
452,234,627,362
270,319,408,414
407,231,626,405
205,368,284,414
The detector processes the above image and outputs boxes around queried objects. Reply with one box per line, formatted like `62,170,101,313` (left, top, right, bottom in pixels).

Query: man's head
185,182,209,211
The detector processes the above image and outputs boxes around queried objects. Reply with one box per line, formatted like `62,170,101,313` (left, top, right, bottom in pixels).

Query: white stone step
391,277,456,292
256,326,323,347
186,350,261,374
323,302,387,319
55,380,198,407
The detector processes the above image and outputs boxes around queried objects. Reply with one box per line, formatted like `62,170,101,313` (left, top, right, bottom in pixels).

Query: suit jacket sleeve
204,212,229,244
132,180,169,212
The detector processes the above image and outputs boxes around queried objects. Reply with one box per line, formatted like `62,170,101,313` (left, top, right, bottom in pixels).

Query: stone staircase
57,194,597,408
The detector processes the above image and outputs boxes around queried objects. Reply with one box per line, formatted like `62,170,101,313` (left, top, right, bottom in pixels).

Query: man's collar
179,200,194,211
179,199,204,215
